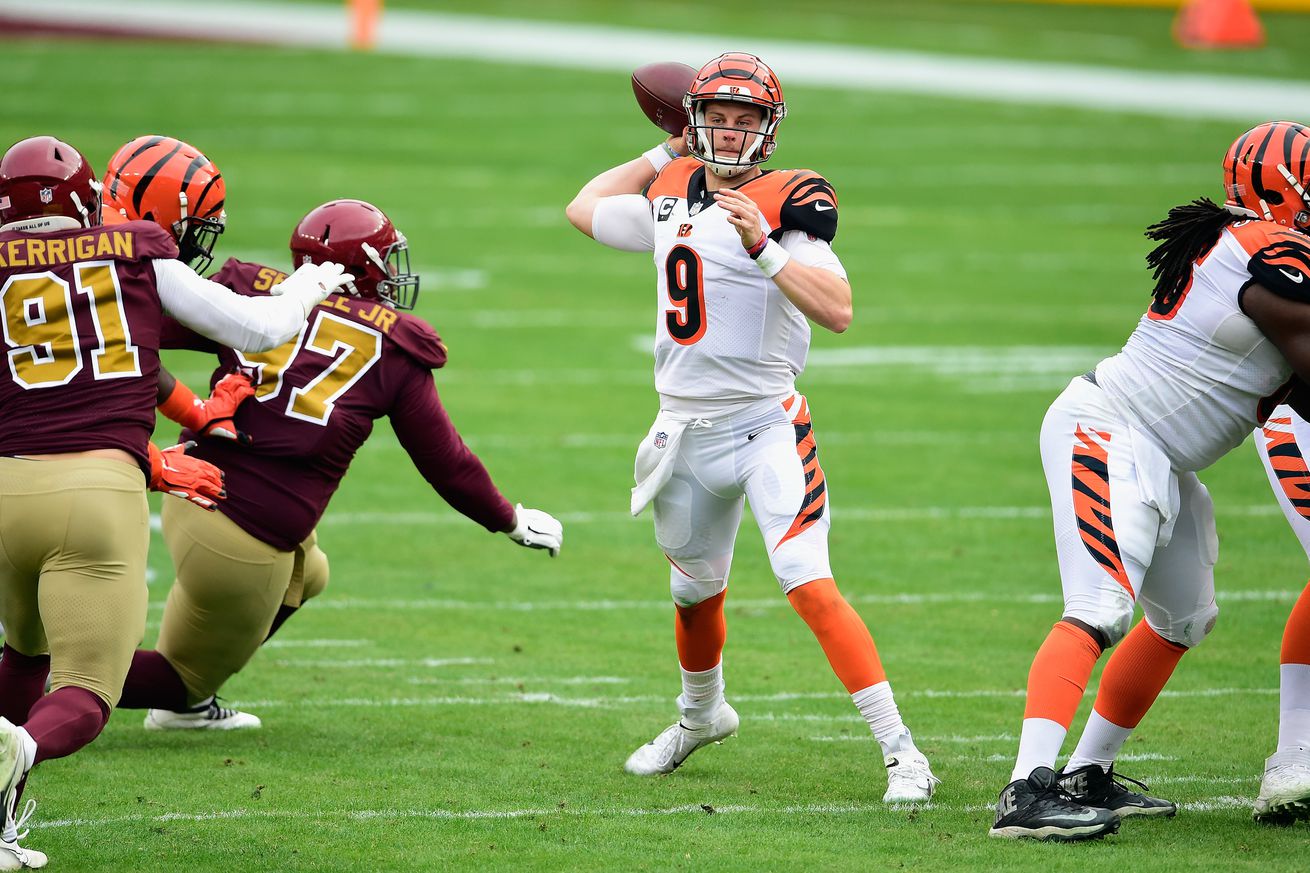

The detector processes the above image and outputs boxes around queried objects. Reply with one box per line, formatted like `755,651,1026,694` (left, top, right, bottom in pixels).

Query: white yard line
260,639,372,649
30,794,1255,831
226,688,1277,709
4,0,1310,121
167,588,1295,615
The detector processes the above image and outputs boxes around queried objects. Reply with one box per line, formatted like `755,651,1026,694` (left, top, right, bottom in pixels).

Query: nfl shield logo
38,187,54,204
653,431,668,449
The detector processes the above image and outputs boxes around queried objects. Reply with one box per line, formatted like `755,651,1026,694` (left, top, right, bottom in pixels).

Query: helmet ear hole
1265,189,1285,205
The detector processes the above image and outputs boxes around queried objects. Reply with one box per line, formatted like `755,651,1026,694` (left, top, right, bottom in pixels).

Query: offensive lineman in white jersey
991,120,1310,841
565,52,937,802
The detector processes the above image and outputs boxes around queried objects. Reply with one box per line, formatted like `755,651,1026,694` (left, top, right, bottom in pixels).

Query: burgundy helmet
0,136,101,230
289,199,418,310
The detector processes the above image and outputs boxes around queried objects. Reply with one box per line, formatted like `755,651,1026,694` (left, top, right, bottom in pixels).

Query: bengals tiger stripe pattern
775,394,826,551
1071,424,1132,595
1263,417,1310,521
1223,121,1310,228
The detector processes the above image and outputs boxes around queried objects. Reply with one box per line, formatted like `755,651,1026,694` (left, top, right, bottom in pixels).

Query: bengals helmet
682,52,786,178
290,199,419,310
102,135,226,271
0,136,101,231
1223,121,1310,229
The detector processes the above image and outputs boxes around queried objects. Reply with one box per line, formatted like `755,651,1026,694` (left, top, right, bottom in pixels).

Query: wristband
753,239,792,278
158,379,205,429
642,143,674,173
744,236,768,259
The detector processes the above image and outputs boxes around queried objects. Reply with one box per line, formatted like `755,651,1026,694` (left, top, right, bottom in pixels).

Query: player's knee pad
1062,585,1134,648
1146,600,1218,648
667,554,730,607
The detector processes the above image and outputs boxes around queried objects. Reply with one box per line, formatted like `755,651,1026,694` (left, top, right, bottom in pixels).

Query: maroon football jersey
0,221,179,473
167,257,515,551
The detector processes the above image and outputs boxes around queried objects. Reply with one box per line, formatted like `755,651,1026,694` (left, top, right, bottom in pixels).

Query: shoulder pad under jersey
745,170,838,242
116,220,180,261
389,312,448,371
209,257,287,297
1248,236,1310,303
645,157,699,202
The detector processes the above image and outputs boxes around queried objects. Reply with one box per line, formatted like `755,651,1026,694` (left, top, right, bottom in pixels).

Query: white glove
269,261,353,316
506,503,563,557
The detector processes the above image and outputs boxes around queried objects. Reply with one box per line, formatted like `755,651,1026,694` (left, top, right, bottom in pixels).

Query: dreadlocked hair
1144,198,1240,309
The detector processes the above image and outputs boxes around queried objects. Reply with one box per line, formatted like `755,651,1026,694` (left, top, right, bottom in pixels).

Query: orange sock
787,578,886,693
1092,620,1186,729
675,590,726,672
1282,581,1310,666
1022,620,1103,725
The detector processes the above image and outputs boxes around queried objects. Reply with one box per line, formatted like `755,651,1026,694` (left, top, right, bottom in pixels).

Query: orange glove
158,373,256,445
197,373,256,444
148,442,226,511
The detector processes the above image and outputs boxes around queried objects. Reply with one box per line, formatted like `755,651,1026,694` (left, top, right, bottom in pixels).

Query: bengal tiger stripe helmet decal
1223,121,1310,229
1263,417,1310,521
102,135,226,271
775,395,827,551
1070,425,1132,596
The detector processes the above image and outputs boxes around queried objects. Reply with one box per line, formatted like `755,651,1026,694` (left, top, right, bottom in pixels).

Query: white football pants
637,393,833,606
1041,376,1218,648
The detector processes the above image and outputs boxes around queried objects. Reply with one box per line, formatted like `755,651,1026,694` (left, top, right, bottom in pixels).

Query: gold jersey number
1,261,142,390
236,312,383,426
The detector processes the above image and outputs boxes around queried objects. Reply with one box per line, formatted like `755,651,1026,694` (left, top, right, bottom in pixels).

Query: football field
5,1,1310,869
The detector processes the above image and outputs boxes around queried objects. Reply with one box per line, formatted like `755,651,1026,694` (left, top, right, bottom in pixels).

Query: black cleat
989,766,1120,841
1058,764,1177,819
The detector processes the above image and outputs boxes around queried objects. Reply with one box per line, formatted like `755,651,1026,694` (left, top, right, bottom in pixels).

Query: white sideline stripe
7,1,1310,122
985,752,1176,763
227,688,1278,709
812,733,1016,743
216,588,1297,616
31,795,1254,830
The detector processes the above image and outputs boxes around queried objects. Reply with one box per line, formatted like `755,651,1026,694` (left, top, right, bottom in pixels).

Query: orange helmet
1223,121,1310,229
682,52,786,178
102,135,226,271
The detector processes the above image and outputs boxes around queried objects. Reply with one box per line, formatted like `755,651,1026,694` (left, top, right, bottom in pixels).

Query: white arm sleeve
779,229,848,280
592,195,656,252
153,258,307,352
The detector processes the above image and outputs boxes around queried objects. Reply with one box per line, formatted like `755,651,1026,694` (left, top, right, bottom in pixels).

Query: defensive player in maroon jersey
115,198,564,730
0,136,350,867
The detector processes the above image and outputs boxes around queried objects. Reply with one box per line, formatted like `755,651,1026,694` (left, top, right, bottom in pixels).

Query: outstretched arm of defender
715,187,853,333
566,135,686,238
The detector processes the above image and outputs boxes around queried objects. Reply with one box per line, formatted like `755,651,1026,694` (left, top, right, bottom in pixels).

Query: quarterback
0,135,348,867
565,52,937,801
113,198,563,728
992,121,1310,840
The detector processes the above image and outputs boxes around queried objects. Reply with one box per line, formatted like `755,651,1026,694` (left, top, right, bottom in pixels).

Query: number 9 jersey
594,157,847,411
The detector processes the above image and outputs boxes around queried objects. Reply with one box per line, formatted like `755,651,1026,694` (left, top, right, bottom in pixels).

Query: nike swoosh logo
814,203,834,212
746,427,770,441
1280,268,1304,284
1067,809,1102,822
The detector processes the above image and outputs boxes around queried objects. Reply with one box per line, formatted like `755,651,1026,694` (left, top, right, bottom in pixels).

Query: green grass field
5,1,1310,869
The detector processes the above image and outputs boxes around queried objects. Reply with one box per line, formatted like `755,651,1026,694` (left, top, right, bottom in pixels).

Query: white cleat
1254,746,1310,825
883,748,940,803
624,702,739,776
0,720,43,870
144,697,262,731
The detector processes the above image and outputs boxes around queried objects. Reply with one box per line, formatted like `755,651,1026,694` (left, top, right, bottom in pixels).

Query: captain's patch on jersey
1249,237,1310,302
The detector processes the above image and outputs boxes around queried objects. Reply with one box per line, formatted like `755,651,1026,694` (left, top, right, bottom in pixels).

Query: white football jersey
592,158,846,412
1095,220,1306,472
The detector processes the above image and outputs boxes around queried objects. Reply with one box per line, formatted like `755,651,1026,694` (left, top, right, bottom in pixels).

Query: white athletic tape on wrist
754,240,792,278
642,144,674,173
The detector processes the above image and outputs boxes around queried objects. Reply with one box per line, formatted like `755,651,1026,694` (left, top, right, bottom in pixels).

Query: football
632,61,696,136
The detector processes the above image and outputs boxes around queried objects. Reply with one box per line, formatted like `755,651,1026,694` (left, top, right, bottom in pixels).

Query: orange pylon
349,0,382,51
1175,0,1265,50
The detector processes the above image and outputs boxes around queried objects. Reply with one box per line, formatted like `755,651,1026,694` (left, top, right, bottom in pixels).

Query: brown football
632,62,696,137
